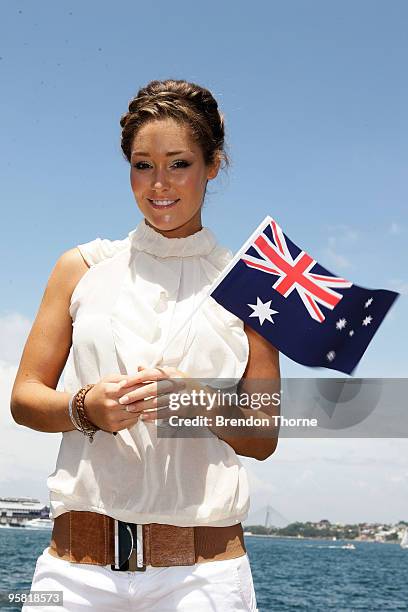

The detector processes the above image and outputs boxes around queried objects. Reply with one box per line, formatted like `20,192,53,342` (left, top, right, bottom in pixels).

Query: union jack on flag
241,218,353,323
209,216,399,375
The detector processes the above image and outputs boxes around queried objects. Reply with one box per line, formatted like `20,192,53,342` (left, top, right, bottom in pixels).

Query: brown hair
119,79,230,171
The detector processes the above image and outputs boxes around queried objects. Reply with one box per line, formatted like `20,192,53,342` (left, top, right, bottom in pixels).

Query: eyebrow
131,150,192,158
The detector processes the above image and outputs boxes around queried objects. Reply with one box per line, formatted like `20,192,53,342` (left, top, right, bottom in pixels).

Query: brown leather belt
48,511,246,571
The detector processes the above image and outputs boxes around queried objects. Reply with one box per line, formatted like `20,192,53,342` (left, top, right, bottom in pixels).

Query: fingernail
119,396,128,404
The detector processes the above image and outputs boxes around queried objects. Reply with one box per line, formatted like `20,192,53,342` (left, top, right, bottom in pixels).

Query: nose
151,167,170,190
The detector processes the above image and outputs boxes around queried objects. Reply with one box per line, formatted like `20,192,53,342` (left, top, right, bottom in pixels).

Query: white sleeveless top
47,219,251,527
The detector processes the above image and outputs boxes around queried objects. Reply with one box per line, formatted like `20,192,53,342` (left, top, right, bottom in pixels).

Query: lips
148,199,180,209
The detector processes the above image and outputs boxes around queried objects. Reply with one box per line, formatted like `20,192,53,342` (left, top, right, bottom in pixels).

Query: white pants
23,546,258,611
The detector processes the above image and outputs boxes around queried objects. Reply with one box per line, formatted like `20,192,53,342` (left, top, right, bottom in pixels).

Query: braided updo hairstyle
119,79,230,171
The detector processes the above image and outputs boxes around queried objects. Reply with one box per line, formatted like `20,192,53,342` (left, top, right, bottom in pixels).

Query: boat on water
400,528,408,549
341,543,356,550
24,518,54,530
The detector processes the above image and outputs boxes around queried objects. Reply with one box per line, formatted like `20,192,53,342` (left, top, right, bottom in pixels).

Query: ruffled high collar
128,219,217,257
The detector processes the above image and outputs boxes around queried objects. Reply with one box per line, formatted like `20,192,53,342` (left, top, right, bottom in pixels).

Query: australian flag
210,216,400,375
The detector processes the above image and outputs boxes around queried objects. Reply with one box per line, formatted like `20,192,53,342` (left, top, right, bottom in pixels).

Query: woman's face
130,118,220,238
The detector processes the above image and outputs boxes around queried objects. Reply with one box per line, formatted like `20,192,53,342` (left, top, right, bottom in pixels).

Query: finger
119,379,177,405
124,392,173,414
140,405,173,422
115,402,146,420
120,367,170,388
105,379,132,399
108,408,142,433
118,379,181,405
114,414,144,430
118,395,170,420
156,377,186,393
112,380,145,398
140,400,202,422
109,365,146,392
118,382,156,405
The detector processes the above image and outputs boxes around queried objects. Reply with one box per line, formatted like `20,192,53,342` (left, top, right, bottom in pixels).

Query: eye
132,162,150,170
132,160,191,170
172,160,190,168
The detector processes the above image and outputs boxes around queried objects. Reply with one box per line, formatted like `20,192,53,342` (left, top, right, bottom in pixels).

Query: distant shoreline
243,533,400,545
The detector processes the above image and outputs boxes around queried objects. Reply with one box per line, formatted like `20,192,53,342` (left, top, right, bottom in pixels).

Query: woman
11,79,280,611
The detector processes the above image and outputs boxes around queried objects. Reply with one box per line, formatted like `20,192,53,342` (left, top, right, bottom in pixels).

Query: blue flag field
210,216,400,375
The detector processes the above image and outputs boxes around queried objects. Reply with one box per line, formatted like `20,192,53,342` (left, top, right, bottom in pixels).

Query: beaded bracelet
71,395,91,434
73,384,100,443
68,394,82,432
75,384,98,439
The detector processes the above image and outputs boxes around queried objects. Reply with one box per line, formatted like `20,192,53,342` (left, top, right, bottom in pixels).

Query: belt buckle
111,519,146,572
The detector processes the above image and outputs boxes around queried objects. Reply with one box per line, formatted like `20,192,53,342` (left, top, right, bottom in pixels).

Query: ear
207,154,222,181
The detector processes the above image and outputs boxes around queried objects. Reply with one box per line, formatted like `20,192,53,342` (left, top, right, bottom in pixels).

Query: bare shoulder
10,248,91,390
49,246,90,302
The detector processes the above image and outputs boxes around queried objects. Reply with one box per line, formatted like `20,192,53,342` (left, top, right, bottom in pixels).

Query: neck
144,216,203,239
129,217,216,257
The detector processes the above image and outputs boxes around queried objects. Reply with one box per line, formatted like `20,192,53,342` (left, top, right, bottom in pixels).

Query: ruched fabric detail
48,219,250,527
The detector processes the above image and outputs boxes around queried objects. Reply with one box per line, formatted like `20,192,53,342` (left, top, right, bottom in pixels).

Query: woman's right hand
81,372,143,433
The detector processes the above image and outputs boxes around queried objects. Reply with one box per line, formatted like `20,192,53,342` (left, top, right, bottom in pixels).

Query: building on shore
0,497,50,527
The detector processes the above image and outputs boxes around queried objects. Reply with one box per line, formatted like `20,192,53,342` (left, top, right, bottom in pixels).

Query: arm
10,248,89,432
204,323,281,461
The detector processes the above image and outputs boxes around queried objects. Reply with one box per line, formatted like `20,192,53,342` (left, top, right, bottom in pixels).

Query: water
0,527,51,611
247,536,408,611
0,528,407,611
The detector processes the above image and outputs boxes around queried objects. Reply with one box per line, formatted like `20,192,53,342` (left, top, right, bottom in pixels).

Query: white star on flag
248,297,279,325
336,318,347,330
362,315,373,326
364,297,374,308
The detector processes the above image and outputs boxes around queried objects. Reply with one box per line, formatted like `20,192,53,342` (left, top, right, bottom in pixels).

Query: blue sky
1,1,407,523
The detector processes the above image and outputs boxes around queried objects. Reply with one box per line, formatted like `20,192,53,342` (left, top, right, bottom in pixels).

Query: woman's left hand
117,365,200,423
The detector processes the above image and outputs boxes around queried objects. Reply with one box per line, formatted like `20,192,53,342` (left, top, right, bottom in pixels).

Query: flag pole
205,215,272,295
149,215,272,368
149,284,213,368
